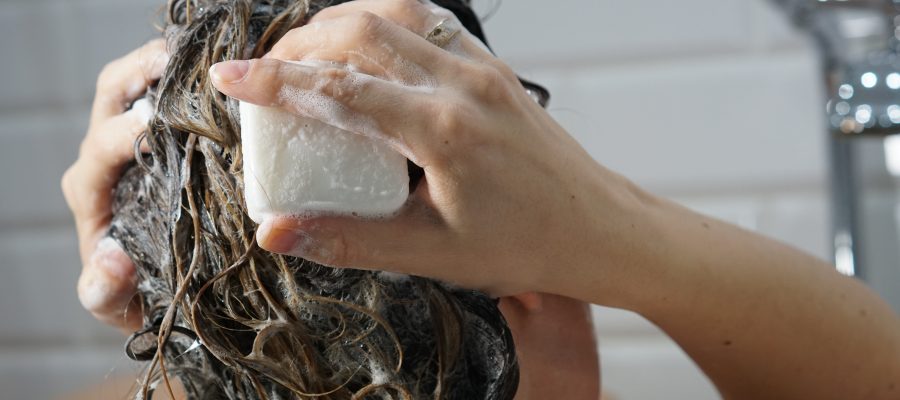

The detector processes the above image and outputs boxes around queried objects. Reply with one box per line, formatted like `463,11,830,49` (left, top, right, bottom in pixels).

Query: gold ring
425,18,461,49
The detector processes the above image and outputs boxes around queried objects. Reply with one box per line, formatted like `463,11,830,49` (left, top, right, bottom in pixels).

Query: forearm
595,193,900,399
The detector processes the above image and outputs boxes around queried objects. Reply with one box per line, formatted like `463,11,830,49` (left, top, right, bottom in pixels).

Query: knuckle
387,0,421,12
386,0,414,6
77,132,98,160
145,38,166,54
76,270,104,313
311,6,337,20
321,68,356,104
95,61,121,93
77,262,135,314
373,0,429,33
283,26,304,38
433,100,466,133
257,61,293,104
60,167,77,205
467,64,514,103
353,11,387,39
322,66,350,81
322,233,354,267
271,26,306,55
490,59,519,82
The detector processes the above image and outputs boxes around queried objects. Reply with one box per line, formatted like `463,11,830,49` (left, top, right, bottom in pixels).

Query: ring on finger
424,18,461,49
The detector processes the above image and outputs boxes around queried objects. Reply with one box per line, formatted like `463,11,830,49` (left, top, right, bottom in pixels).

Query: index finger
91,39,169,123
210,58,442,166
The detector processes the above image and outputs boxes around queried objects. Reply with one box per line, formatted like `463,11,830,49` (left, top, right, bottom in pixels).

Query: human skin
61,8,600,400
62,39,167,332
499,294,600,399
206,0,900,399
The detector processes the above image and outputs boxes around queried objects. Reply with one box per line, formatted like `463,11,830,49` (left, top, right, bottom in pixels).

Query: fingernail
78,268,112,311
79,239,137,312
93,237,136,282
258,220,301,253
210,60,250,84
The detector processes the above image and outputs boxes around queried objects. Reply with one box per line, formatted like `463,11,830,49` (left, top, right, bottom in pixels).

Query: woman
64,0,900,398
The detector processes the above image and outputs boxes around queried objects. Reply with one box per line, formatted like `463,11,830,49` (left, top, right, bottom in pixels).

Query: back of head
108,1,518,398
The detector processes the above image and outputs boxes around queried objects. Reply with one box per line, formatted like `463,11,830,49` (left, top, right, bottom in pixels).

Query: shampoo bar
240,101,409,223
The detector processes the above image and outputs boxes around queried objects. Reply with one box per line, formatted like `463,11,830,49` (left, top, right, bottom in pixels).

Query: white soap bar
240,101,409,223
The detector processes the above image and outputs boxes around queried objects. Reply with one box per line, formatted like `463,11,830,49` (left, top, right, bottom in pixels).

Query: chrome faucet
772,0,900,278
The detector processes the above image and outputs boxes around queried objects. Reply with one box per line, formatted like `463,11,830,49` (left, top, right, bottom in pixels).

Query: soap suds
378,271,411,283
130,98,154,124
368,358,391,385
277,74,419,160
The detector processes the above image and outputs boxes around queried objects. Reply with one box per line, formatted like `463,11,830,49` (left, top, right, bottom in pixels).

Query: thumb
256,211,443,273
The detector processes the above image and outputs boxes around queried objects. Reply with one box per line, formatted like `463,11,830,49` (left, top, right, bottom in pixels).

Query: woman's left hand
62,40,168,331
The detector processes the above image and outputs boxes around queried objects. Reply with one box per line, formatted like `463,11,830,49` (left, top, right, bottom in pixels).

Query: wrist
543,167,669,310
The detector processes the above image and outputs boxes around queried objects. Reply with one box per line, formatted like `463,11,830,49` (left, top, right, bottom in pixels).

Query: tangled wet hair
107,0,531,399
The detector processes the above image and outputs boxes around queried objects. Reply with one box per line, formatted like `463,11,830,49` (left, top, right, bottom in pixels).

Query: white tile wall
55,0,164,105
482,0,752,69
0,1,160,397
0,2,68,111
539,50,827,193
0,0,863,398
0,110,88,226
0,228,121,343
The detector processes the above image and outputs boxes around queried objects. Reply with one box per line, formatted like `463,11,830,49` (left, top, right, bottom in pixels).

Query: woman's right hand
210,1,658,301
61,39,167,332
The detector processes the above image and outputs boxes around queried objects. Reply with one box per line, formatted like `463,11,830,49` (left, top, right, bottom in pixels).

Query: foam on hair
107,0,518,399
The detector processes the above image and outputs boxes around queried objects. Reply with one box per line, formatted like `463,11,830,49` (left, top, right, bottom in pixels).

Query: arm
578,188,900,399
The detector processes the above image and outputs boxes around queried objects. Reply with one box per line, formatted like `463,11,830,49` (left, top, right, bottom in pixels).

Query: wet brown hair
108,0,519,399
